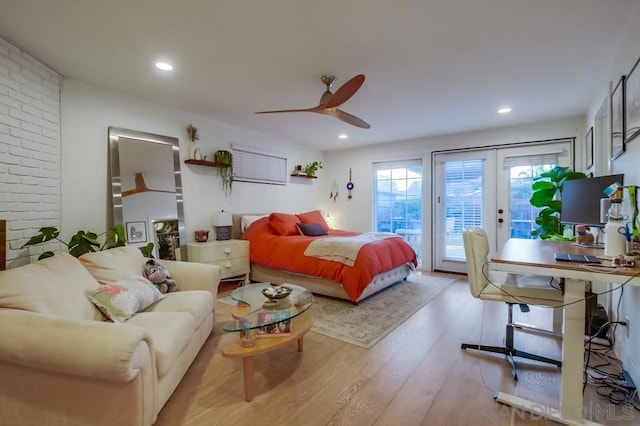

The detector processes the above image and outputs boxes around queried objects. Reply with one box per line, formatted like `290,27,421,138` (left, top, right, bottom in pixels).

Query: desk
491,239,640,425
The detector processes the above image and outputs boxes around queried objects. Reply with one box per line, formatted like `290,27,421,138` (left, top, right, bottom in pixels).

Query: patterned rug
218,272,458,349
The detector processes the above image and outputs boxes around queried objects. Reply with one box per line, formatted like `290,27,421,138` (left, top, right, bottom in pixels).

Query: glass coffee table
221,283,314,401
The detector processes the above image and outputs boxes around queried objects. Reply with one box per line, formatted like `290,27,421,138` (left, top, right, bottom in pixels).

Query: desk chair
460,227,564,380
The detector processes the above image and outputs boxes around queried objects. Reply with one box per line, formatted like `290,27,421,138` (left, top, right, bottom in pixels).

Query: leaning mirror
108,127,187,260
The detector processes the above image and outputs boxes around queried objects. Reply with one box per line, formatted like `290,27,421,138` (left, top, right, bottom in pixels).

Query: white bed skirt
250,263,413,303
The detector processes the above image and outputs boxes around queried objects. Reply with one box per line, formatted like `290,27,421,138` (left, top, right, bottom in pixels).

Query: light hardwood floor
156,274,638,425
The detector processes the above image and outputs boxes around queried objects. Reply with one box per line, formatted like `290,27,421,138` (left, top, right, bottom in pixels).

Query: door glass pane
443,159,483,260
374,163,422,263
508,163,556,239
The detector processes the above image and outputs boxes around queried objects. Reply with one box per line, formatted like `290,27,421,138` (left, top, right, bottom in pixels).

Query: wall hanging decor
625,56,640,144
611,76,625,160
346,168,354,199
330,179,339,202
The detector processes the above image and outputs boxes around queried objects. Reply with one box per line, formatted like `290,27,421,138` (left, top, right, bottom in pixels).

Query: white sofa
0,246,220,426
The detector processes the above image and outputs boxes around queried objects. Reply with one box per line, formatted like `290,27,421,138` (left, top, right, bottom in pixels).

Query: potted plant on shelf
304,161,323,177
529,166,586,240
214,150,233,195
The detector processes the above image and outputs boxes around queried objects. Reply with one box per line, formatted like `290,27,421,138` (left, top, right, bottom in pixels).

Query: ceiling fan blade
255,106,319,114
323,74,365,109
334,109,371,129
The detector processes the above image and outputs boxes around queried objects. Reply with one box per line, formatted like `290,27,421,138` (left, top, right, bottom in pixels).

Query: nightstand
187,239,250,283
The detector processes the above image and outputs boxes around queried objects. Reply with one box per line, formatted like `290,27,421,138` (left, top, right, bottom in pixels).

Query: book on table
256,310,292,337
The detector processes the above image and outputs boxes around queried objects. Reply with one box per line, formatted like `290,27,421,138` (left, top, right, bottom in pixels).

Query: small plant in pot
304,161,323,177
214,150,233,195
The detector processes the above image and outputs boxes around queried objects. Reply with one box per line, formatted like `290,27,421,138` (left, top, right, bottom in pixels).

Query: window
373,159,422,262
442,159,484,260
232,144,287,185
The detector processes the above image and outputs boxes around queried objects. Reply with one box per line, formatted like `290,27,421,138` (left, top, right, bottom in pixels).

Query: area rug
218,272,457,349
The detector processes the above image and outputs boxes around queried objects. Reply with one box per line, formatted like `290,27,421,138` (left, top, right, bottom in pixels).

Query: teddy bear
144,259,178,293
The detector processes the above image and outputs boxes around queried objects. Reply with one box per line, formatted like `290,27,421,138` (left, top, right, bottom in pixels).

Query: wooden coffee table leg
297,337,304,351
242,356,255,402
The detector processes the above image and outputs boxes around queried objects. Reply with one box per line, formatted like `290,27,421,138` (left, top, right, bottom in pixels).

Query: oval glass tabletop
222,283,314,332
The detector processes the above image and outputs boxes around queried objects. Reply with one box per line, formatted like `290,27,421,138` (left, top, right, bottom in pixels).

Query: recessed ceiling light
339,134,348,139
155,62,173,71
498,107,512,114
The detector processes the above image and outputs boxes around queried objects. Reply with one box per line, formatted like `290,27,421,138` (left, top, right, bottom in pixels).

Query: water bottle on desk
604,191,626,257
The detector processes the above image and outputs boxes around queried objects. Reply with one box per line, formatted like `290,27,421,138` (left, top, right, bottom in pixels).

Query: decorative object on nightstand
194,229,209,242
212,211,233,240
187,239,250,282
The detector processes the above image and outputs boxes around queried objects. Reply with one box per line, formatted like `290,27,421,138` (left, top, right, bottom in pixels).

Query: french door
433,141,572,273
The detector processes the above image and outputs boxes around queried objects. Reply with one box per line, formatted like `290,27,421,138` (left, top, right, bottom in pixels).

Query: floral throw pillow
86,277,166,323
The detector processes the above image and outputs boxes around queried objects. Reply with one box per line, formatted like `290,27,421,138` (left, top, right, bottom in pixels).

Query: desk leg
561,278,586,420
242,356,255,402
494,278,602,426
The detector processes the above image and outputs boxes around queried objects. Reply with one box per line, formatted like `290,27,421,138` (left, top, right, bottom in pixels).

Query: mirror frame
108,127,187,260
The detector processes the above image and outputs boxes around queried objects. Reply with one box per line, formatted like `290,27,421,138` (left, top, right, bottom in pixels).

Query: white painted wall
584,0,640,388
323,116,585,268
60,79,325,246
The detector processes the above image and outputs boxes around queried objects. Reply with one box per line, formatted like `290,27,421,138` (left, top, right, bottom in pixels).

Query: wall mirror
108,127,187,260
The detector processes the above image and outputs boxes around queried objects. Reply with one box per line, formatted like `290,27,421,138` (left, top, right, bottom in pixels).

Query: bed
232,211,417,303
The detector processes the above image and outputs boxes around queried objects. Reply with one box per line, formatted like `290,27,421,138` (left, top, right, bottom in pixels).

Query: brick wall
0,37,62,267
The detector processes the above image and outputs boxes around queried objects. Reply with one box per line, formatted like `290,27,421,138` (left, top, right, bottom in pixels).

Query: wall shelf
184,159,225,168
290,172,317,179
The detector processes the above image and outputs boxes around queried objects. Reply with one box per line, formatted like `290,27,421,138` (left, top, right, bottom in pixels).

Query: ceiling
0,0,637,150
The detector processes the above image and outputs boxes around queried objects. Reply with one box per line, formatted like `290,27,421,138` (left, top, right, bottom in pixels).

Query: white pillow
86,277,165,322
241,215,267,233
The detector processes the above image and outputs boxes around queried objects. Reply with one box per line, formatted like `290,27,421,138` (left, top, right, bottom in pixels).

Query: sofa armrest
157,259,220,299
0,309,152,382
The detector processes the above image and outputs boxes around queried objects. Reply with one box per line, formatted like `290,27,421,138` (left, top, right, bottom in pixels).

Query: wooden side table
187,239,250,283
221,309,313,401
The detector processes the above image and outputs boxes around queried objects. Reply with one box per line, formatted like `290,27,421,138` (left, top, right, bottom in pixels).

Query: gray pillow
296,222,328,236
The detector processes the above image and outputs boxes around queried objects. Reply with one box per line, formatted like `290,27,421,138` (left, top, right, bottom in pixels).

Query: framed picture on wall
611,75,625,160
625,56,640,144
126,221,147,243
585,126,594,169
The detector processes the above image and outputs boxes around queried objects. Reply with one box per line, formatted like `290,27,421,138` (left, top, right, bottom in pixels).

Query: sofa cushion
144,290,213,331
0,253,104,320
79,246,145,284
86,277,166,323
125,311,194,378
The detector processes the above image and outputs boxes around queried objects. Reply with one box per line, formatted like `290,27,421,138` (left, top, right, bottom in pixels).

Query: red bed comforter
240,217,418,301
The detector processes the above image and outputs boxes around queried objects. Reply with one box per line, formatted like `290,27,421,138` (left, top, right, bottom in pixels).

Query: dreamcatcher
330,180,339,202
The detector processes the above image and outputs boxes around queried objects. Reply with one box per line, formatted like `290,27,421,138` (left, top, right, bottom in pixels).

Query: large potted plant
530,166,587,240
22,224,154,260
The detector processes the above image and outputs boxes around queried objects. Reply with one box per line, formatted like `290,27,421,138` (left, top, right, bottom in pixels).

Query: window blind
232,144,287,185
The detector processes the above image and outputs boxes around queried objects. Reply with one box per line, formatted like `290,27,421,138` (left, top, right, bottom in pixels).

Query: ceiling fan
255,74,371,129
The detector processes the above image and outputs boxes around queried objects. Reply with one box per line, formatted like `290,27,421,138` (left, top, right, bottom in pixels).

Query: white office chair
460,227,564,380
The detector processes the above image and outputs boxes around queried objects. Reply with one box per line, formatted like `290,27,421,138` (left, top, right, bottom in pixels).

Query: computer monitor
560,174,624,228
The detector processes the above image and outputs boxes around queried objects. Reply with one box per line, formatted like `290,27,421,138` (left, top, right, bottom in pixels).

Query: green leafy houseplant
214,150,233,195
22,224,154,260
304,161,323,177
530,166,587,240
